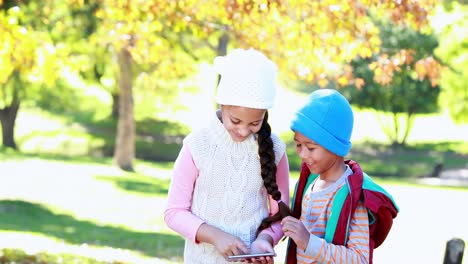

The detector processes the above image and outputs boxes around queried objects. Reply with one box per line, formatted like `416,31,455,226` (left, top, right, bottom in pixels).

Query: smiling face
293,131,344,181
220,105,266,142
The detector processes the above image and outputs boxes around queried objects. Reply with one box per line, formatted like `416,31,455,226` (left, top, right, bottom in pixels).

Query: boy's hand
281,216,310,251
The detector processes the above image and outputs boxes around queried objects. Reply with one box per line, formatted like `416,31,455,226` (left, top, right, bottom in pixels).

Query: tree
171,1,441,146
0,3,59,149
434,2,468,124
342,21,441,146
88,1,197,170
182,1,439,85
70,0,439,170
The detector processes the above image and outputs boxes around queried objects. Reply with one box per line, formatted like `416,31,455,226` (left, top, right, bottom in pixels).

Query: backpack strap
362,173,399,210
286,163,316,264
324,183,350,243
323,172,399,243
291,173,318,212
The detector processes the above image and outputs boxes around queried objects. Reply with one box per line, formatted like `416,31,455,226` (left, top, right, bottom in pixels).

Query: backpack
286,160,399,264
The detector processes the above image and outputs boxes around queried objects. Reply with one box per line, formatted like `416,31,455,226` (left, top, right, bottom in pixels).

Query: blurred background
0,0,467,263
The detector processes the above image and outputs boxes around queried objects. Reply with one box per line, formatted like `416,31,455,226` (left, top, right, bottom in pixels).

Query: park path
273,184,468,264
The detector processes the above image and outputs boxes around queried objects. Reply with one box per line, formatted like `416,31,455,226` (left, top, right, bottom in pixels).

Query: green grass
95,174,171,197
284,138,468,179
1,148,467,263
13,106,468,179
0,200,180,258
0,248,123,264
2,101,468,263
14,108,187,162
0,155,184,264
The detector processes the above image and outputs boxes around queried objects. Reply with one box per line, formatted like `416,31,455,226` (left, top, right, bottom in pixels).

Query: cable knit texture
183,111,285,264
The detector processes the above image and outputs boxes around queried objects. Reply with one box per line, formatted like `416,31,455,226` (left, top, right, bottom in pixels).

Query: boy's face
293,131,342,177
221,105,266,142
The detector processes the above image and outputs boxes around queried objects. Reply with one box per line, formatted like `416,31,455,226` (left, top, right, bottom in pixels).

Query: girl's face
294,131,343,179
221,105,266,142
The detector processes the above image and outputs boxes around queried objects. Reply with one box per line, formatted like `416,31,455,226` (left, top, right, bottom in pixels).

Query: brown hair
256,111,292,235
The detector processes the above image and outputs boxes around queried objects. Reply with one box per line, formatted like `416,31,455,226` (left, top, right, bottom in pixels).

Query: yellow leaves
369,36,381,47
0,9,59,86
337,76,348,87
94,8,105,19
29,42,58,86
333,64,361,88
67,0,85,5
318,78,329,88
370,54,394,86
54,0,441,89
92,0,438,85
358,46,373,58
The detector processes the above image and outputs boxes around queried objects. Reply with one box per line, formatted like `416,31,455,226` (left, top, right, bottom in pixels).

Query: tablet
227,252,275,261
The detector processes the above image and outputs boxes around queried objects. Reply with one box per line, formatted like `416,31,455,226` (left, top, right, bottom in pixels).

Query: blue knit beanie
290,89,354,156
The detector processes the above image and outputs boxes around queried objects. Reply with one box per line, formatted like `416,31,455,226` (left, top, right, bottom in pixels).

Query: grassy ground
1,153,467,264
1,99,467,263
0,156,183,264
11,106,468,180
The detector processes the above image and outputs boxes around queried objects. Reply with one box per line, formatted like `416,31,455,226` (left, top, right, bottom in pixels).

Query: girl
282,89,398,263
165,49,291,264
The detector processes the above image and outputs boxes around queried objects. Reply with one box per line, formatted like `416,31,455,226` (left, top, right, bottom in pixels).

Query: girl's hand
281,216,310,251
213,231,249,260
247,234,275,264
196,224,248,260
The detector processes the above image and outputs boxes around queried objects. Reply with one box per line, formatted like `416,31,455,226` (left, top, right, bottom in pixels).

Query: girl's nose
238,127,250,137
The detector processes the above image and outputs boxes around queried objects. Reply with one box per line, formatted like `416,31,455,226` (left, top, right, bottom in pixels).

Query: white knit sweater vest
182,111,286,264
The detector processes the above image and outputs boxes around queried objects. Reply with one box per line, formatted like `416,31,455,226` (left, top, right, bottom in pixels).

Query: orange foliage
69,0,441,87
414,57,442,87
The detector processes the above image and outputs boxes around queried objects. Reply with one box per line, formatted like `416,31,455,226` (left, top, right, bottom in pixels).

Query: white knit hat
214,48,278,109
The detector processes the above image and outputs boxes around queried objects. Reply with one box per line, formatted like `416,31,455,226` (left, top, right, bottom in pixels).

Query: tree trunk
400,111,415,146
216,32,229,86
111,92,119,119
217,32,229,59
113,47,135,171
214,32,229,108
392,112,400,145
0,100,20,149
376,112,396,145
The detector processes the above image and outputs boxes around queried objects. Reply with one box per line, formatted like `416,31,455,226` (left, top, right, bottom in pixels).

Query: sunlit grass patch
0,199,184,257
0,156,183,263
0,247,125,264
94,174,171,197
285,138,468,179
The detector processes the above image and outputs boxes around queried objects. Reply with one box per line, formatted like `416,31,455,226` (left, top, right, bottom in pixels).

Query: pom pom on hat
290,89,354,156
214,48,278,109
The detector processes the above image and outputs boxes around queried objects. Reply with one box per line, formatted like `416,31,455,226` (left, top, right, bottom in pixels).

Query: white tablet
227,252,275,261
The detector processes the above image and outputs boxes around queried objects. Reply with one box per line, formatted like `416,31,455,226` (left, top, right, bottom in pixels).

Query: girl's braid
256,111,291,235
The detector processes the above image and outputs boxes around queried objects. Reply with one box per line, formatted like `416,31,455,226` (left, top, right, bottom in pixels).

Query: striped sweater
295,166,370,264
287,160,398,264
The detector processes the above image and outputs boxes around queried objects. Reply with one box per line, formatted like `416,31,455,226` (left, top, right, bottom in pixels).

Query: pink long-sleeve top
164,143,290,245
